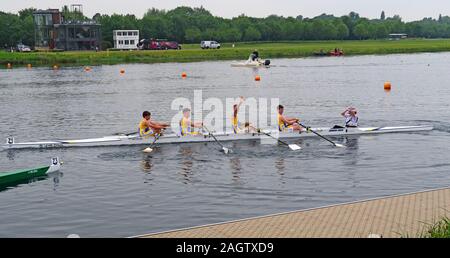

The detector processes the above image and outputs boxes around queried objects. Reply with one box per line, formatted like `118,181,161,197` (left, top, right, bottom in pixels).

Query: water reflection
6,150,15,160
140,154,154,172
229,157,242,183
343,137,359,166
178,146,194,184
275,158,286,185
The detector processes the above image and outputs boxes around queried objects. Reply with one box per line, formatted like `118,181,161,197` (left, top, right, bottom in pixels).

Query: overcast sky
1,0,448,21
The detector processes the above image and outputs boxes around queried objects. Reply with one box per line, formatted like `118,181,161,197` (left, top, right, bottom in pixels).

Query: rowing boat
231,59,271,67
2,125,432,150
0,158,61,185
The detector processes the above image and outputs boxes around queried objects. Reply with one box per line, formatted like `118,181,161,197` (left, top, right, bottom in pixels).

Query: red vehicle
137,38,181,50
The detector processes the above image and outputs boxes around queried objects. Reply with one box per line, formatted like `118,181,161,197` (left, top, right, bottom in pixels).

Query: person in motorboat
246,49,260,63
139,111,170,137
179,108,204,136
252,49,259,61
231,96,257,134
277,105,303,132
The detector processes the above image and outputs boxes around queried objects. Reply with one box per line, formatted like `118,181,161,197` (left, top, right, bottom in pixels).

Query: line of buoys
181,72,187,78
384,81,391,91
255,75,261,81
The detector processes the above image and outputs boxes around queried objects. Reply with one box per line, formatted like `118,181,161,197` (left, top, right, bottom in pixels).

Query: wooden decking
137,187,450,238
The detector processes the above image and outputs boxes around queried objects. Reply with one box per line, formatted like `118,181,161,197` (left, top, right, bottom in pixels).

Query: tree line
2,6,450,48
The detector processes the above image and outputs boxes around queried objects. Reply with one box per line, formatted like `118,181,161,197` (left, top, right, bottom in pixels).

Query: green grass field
2,39,450,68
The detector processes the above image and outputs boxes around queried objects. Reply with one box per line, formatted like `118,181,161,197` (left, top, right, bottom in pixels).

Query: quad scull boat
2,125,432,150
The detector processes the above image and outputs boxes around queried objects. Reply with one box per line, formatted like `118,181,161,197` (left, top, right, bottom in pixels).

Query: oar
142,133,162,153
256,128,301,151
203,126,231,154
298,123,345,148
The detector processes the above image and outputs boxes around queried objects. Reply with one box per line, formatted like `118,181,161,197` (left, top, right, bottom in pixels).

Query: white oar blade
222,147,231,154
334,144,346,148
288,144,302,151
143,147,153,153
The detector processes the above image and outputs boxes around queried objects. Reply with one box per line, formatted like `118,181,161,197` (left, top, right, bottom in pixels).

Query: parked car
201,41,220,49
17,44,31,52
137,39,181,50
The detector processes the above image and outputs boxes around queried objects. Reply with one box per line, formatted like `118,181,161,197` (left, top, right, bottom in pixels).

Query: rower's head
143,111,151,120
348,107,357,116
277,105,284,115
182,108,191,118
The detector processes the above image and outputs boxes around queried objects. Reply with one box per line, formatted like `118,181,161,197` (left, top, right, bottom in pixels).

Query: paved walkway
137,187,450,238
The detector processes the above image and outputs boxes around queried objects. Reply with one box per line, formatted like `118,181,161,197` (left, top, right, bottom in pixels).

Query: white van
201,41,221,49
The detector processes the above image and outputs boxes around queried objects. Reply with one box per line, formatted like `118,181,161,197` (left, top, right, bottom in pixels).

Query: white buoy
67,234,80,238
143,147,153,153
367,233,382,238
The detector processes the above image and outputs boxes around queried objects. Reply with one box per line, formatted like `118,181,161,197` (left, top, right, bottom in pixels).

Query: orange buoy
7,63,12,69
27,64,32,69
181,72,187,78
255,75,261,81
84,66,91,72
384,81,391,91
53,65,59,70
120,69,125,74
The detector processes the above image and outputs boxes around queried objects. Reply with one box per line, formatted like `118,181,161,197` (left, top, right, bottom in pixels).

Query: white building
113,30,139,50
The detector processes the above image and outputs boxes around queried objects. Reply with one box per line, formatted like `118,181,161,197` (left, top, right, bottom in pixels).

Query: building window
119,40,123,45
130,40,135,45
125,40,129,45
133,32,138,36
117,32,122,36
128,32,133,36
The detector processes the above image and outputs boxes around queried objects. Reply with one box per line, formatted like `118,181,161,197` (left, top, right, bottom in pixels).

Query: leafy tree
354,23,369,39
243,27,261,41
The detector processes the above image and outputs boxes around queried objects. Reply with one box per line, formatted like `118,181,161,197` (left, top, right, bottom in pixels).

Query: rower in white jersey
341,107,359,127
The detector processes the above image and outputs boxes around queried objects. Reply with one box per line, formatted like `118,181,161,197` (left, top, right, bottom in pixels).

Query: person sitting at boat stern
232,96,257,134
338,107,359,128
139,111,170,137
179,108,203,136
277,105,302,132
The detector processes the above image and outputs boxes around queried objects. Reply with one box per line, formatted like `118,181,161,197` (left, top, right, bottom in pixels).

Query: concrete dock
136,187,450,238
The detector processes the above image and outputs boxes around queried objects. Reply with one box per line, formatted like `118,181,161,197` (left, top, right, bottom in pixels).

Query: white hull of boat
2,125,433,150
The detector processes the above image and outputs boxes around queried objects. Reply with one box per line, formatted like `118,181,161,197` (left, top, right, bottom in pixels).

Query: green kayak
0,157,61,186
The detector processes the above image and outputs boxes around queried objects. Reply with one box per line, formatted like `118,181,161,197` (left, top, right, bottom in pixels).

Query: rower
277,105,302,132
179,108,203,136
341,107,359,127
139,111,170,137
232,96,256,134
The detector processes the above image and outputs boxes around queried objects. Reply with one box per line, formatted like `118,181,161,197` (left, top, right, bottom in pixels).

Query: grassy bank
2,39,450,68
420,217,450,238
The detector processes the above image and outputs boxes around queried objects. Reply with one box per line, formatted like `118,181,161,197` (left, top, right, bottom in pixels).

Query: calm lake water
0,53,449,237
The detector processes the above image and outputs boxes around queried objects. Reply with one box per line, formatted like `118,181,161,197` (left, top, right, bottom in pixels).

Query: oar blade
288,144,302,151
334,143,346,148
143,147,153,153
222,147,232,154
